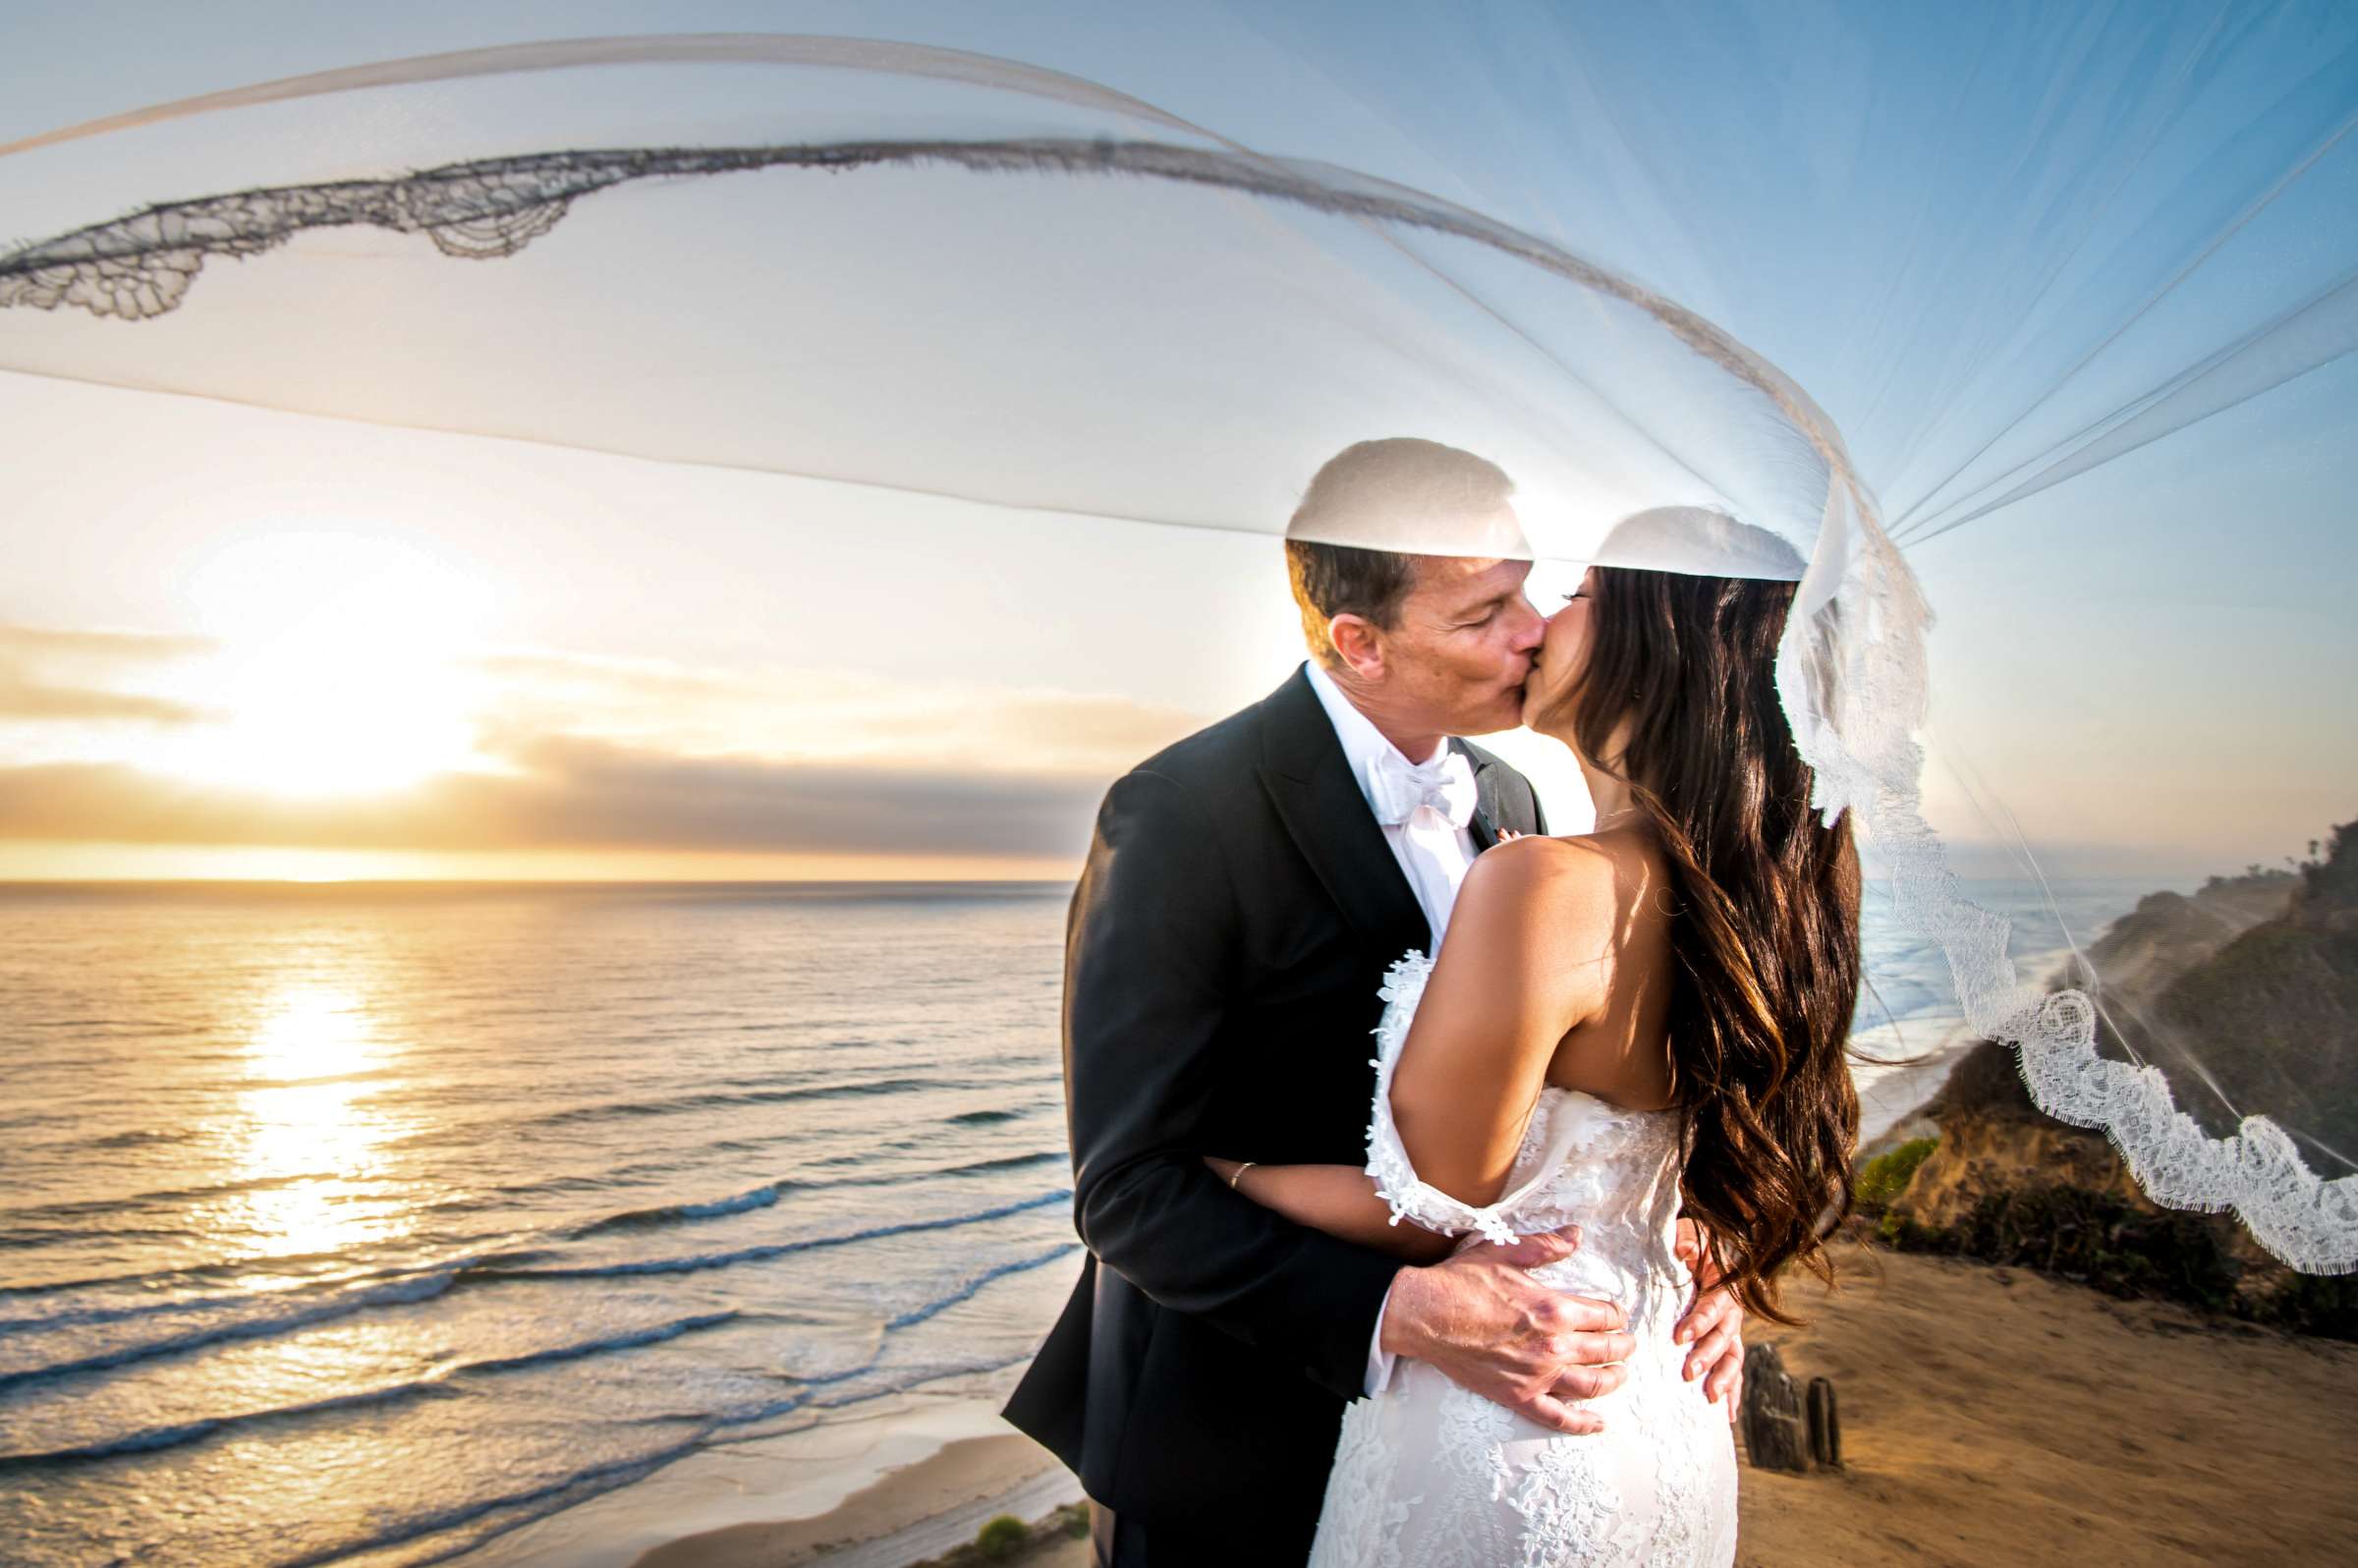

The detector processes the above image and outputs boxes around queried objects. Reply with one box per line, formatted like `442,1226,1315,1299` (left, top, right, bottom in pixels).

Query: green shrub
2238,1268,2358,1340
976,1514,1030,1560
1854,1137,1937,1213
1897,1186,2237,1309
1881,1184,2358,1338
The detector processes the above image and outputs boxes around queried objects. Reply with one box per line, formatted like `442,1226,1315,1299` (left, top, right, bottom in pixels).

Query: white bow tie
1368,747,1479,830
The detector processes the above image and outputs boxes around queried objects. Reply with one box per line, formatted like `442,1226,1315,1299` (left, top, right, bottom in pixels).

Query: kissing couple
1005,438,1862,1566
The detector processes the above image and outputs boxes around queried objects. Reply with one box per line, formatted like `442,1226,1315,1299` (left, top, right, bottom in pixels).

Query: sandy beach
630,1428,1081,1568
1850,1024,1973,1156
635,1239,2356,1568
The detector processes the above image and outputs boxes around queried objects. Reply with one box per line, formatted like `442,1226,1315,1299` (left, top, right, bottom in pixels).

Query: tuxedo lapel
1256,669,1432,956
1456,739,1504,852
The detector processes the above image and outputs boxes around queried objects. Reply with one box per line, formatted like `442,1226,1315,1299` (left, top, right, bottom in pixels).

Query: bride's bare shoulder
1464,828,1669,940
1456,831,1623,927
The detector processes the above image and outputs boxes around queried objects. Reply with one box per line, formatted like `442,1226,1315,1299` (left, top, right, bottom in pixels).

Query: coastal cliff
2049,869,2300,1012
1869,822,2355,1334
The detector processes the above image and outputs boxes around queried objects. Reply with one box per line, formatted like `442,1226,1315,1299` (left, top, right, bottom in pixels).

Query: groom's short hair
1284,438,1515,667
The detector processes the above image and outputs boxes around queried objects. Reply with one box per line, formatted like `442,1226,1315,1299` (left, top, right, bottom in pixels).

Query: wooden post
1807,1375,1841,1468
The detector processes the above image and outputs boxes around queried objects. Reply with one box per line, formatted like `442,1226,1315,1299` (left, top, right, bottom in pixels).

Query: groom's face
1373,555,1545,735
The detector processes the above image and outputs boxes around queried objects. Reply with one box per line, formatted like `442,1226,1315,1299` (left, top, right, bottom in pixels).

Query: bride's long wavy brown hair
1539,564,1863,1323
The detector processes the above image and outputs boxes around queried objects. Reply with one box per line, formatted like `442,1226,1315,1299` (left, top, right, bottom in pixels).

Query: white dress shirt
1303,661,1481,946
1302,660,1481,1396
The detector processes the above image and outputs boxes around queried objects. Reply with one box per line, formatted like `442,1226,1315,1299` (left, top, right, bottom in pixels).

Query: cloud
0,680,213,723
463,648,1201,775
0,623,219,726
0,626,216,664
0,733,1112,858
0,630,1207,859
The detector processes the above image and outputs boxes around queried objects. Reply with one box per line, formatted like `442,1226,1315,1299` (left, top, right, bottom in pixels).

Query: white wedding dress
1307,952,1739,1568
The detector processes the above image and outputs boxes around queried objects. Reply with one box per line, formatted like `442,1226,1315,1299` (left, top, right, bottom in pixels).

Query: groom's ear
1329,612,1387,682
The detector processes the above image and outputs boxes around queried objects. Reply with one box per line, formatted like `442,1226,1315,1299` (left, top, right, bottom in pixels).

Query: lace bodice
1310,949,1737,1568
1363,950,1694,1335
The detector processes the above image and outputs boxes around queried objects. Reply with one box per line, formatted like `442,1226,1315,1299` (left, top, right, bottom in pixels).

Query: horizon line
0,874,1084,888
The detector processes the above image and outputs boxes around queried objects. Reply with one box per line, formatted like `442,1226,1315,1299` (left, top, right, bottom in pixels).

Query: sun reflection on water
214,981,415,1260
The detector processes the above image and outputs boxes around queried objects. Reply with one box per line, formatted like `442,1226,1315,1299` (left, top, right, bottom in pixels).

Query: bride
1208,524,1863,1565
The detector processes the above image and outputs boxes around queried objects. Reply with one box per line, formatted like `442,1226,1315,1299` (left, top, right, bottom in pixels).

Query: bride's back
1523,824,1684,1114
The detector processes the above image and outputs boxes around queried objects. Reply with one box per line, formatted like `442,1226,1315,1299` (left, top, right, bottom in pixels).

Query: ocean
0,872,2171,1566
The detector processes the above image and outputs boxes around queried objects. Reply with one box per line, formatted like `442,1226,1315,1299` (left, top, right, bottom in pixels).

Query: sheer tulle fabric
2,4,2351,1268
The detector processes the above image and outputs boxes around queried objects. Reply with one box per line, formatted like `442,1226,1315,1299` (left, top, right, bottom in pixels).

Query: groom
1003,439,1744,1566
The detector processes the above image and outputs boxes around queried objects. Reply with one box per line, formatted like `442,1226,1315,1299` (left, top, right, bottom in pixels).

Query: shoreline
1848,933,2094,1159
457,1390,1079,1568
1850,1021,1975,1156
627,1424,1079,1568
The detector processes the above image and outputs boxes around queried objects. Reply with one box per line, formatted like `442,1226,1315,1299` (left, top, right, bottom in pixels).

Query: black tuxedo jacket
1002,666,1546,1560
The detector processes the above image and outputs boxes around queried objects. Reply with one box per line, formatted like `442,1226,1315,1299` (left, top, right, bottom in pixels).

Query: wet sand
633,1432,1077,1568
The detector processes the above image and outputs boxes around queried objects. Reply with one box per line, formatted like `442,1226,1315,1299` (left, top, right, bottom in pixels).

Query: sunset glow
145,532,493,798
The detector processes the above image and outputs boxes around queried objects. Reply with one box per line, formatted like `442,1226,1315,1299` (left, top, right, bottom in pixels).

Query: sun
148,531,494,797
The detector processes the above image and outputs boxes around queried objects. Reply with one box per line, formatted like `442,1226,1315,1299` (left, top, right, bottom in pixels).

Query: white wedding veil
2,2,2353,1271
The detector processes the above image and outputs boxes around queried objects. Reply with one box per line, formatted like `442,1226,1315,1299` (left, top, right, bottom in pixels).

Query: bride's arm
1205,838,1601,1252
1201,1156,1458,1261
1386,837,1600,1204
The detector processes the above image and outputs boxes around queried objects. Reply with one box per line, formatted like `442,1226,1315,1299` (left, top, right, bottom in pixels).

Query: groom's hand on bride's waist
1376,1225,1635,1436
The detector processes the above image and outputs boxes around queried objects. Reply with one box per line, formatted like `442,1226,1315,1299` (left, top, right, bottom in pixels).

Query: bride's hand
1672,1216,1745,1418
